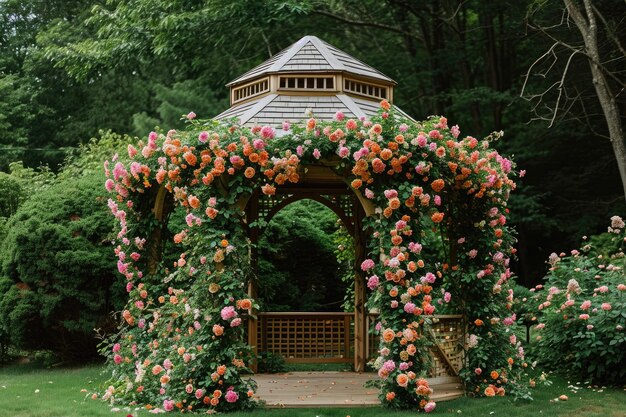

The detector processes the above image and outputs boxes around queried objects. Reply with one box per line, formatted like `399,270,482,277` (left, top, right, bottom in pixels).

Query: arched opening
243,165,371,372
257,199,351,313
254,199,355,372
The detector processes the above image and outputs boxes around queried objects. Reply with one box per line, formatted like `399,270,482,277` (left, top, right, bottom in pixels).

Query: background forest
0,0,624,361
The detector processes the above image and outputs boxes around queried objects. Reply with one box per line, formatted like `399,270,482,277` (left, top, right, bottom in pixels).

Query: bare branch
520,42,558,98
259,30,273,58
528,18,626,88
550,48,582,127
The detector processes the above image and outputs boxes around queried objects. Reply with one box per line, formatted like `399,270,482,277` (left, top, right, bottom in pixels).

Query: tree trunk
565,0,626,204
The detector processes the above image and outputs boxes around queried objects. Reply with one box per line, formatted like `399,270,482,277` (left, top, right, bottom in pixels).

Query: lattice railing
257,312,352,363
428,315,465,377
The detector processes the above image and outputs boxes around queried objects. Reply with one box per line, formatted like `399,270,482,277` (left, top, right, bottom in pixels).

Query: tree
522,0,626,203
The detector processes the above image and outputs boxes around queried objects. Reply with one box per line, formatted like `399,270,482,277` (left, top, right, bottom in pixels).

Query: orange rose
382,328,395,343
484,386,496,397
188,195,200,209
431,179,445,193
380,148,393,160
212,325,224,336
183,151,197,166
244,167,255,178
385,391,395,401
431,212,445,223
474,319,484,326
396,374,409,387
490,370,499,380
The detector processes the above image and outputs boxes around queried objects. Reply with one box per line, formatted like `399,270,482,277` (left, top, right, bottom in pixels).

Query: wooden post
353,200,367,372
343,314,351,360
247,190,260,372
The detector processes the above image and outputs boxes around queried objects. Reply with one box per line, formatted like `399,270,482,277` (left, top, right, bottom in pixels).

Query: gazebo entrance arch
243,163,371,372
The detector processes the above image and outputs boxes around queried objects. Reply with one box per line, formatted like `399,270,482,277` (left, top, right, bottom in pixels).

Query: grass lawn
0,363,624,417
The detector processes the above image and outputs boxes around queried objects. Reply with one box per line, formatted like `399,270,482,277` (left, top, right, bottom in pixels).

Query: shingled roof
226,35,395,87
214,35,412,128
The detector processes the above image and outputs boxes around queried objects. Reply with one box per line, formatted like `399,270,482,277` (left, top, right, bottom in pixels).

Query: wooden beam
353,202,367,372
247,190,260,372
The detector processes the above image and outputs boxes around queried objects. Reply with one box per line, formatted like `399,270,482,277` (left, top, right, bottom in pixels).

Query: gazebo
104,32,527,411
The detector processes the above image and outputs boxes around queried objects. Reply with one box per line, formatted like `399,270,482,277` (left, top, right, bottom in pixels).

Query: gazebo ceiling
214,35,413,128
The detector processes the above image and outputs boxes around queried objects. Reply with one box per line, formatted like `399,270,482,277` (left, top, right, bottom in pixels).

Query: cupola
214,35,413,126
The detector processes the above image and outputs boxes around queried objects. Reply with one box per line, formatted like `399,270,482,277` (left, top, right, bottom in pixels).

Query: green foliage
333,224,355,311
257,200,348,312
0,171,124,359
132,80,226,136
0,133,129,360
256,351,286,374
531,218,626,385
0,171,26,219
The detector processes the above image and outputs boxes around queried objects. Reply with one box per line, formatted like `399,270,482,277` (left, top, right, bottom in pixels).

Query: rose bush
102,102,528,412
531,216,626,385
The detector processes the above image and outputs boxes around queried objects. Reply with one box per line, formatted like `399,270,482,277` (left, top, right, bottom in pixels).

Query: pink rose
163,399,174,411
361,259,375,271
225,390,239,403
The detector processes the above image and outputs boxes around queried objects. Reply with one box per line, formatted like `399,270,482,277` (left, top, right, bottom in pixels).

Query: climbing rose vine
101,101,529,412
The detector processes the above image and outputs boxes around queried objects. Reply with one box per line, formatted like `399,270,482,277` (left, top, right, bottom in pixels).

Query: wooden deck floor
249,372,464,408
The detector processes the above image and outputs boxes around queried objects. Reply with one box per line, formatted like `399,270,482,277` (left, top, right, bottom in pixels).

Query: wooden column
353,200,367,372
246,190,260,372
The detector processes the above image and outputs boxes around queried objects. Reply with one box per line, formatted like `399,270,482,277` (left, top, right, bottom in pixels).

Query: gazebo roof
214,35,412,128
214,93,414,127
226,35,396,87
